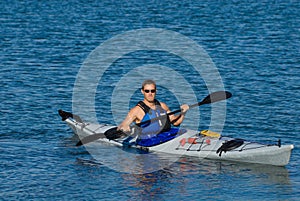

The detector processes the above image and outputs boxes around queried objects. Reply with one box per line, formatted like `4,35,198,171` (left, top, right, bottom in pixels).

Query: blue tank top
137,99,171,139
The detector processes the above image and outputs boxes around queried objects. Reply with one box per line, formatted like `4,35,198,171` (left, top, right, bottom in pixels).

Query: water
1,0,299,200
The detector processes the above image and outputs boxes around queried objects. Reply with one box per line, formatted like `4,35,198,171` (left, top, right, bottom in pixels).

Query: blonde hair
141,80,156,90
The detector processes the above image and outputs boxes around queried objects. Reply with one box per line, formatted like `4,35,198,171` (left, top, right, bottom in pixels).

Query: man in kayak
117,79,189,138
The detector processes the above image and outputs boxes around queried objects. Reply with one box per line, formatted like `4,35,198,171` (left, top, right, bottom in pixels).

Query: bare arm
161,103,189,126
117,106,142,132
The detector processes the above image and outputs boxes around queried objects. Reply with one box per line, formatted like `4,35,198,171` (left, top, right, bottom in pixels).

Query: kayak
58,109,294,166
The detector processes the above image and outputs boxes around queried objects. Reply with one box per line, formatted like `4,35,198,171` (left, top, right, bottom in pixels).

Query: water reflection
84,142,182,174
76,151,292,200
120,156,292,200
174,157,291,185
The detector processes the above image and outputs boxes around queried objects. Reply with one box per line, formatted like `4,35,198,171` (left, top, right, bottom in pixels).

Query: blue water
1,0,299,200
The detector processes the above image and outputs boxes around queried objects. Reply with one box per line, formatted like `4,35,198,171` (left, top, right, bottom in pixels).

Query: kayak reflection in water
117,79,189,139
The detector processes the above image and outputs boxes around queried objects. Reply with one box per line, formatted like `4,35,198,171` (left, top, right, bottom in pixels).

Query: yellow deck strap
200,130,221,138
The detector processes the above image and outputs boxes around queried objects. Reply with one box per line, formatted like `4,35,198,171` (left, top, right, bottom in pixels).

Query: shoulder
129,105,145,122
159,102,170,112
129,105,144,114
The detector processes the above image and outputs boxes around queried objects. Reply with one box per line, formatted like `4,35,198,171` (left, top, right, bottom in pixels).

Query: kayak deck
62,113,294,166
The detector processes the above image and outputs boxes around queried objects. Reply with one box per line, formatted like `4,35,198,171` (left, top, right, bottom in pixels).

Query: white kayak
58,110,294,166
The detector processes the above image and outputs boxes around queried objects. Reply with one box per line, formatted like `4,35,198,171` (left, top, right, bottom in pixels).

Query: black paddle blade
104,127,127,140
198,91,232,106
76,133,105,146
166,91,232,116
75,127,127,146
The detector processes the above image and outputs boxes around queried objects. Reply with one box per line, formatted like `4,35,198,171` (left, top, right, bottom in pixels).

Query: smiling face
142,83,156,103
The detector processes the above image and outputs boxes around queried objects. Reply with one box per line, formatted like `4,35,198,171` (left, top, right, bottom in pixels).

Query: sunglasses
144,89,156,93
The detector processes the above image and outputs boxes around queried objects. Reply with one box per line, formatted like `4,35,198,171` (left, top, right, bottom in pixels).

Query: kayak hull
63,116,293,166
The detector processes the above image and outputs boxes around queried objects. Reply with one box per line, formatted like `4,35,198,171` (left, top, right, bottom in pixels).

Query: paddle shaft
167,102,201,116
137,91,232,125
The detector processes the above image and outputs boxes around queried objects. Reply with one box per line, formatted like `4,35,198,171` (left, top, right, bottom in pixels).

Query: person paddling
117,80,189,138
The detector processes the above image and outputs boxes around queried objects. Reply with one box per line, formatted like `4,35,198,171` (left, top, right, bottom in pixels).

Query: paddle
75,91,232,146
138,90,232,124
76,127,127,146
